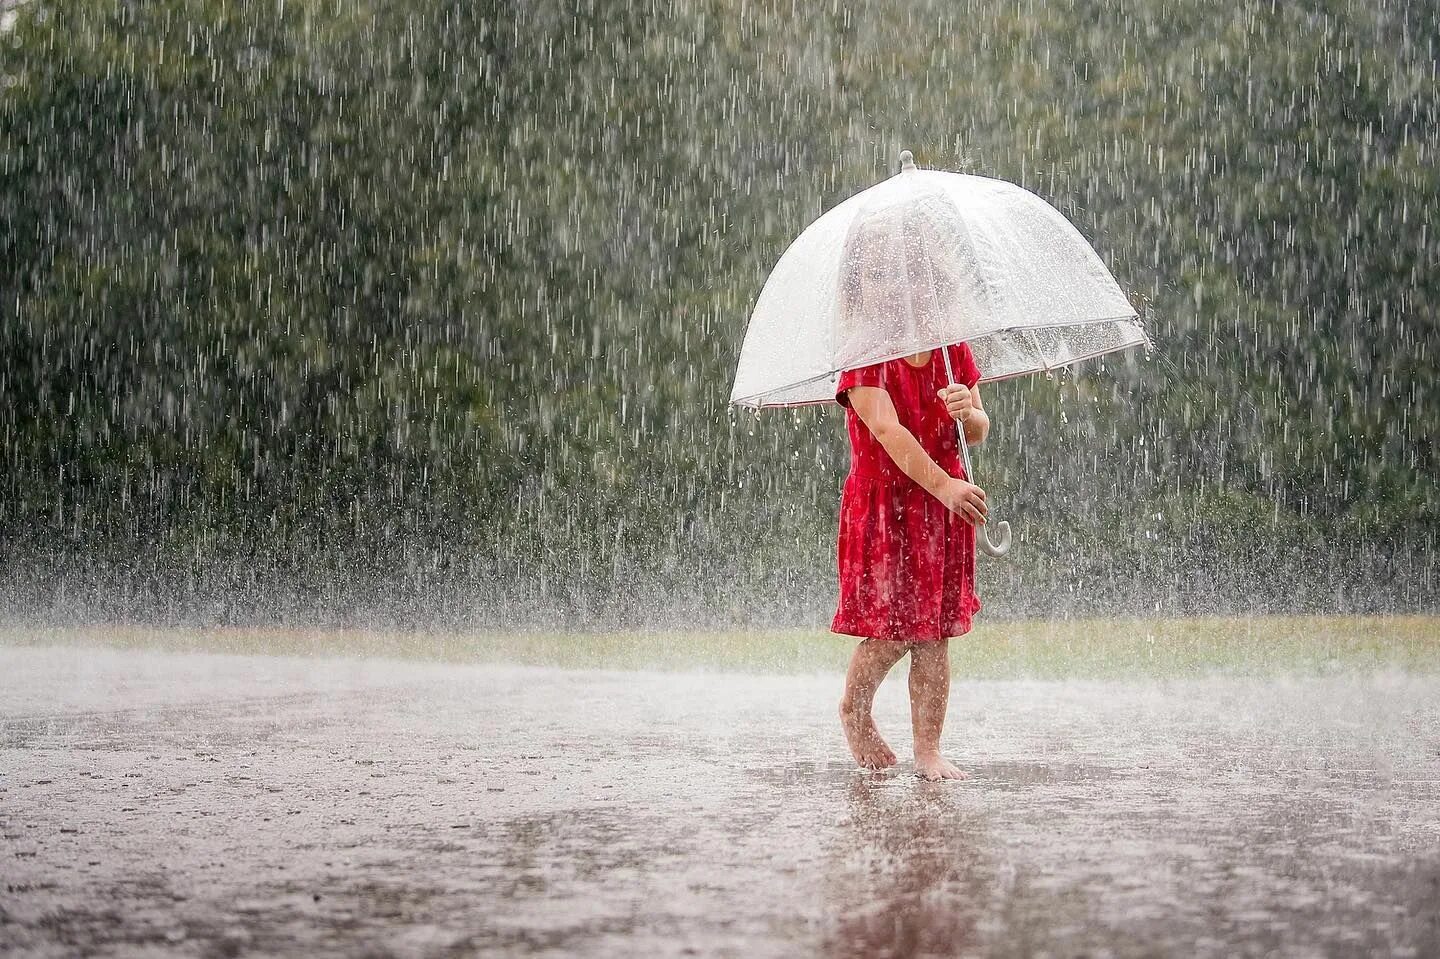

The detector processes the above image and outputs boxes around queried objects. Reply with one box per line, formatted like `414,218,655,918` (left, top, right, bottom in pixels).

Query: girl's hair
838,190,966,337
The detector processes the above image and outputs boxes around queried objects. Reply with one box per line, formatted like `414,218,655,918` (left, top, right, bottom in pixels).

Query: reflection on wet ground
1,645,1437,956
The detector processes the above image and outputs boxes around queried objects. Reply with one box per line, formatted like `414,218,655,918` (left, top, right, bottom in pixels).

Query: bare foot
839,699,898,770
914,751,969,781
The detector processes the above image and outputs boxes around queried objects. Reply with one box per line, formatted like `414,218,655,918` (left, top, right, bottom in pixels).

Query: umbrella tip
899,150,916,172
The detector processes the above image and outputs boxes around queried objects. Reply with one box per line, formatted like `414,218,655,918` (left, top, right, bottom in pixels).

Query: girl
833,344,989,781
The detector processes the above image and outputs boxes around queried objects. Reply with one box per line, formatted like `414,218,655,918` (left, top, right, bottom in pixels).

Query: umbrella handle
958,424,1013,557
979,519,1013,557
941,347,1013,558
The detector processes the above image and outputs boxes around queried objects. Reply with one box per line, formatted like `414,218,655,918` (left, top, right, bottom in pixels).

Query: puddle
2,645,1437,956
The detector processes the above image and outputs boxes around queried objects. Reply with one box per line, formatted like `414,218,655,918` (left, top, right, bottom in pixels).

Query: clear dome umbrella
729,150,1152,556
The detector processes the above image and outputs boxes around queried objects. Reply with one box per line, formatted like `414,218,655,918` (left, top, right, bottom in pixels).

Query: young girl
833,343,989,781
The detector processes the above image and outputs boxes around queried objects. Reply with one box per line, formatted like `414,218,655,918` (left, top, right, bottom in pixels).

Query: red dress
831,343,983,643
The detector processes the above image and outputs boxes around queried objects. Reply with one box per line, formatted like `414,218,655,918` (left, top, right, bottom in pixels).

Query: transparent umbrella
730,150,1152,556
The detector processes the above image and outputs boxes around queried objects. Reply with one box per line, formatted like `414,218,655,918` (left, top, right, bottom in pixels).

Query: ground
2,634,1438,957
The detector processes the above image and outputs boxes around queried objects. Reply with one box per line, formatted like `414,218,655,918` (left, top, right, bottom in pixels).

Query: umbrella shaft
940,348,977,484
958,423,977,483
941,346,1012,558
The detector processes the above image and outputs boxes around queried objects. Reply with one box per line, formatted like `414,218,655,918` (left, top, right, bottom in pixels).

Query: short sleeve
836,361,888,408
947,343,982,389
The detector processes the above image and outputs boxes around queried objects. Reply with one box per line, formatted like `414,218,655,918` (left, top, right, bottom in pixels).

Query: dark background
2,0,1436,626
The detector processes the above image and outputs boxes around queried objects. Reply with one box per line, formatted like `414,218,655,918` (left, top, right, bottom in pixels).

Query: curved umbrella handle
941,347,1014,558
958,431,1013,556
978,519,1013,557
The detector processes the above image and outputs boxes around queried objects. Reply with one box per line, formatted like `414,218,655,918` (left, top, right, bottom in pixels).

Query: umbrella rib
729,313,1148,407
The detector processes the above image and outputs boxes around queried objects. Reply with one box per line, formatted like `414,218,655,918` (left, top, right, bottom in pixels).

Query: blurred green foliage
6,615,1439,679
1,0,1436,622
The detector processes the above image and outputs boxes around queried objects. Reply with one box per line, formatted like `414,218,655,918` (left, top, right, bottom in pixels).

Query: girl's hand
937,478,987,526
937,385,974,422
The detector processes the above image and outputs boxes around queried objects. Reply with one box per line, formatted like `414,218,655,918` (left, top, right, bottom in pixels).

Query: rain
1,0,1437,954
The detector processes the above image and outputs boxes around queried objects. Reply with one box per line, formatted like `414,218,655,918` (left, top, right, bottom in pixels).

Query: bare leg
909,638,968,780
839,639,909,770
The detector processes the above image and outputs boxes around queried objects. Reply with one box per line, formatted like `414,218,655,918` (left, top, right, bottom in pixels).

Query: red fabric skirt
831,472,981,643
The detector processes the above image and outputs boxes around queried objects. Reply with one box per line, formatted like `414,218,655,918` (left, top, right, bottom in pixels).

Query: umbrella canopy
729,151,1149,408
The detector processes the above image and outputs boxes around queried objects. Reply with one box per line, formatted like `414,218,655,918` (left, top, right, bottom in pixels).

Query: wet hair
838,196,964,327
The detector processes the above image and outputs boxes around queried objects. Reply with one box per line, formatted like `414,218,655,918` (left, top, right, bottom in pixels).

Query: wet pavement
2,644,1438,957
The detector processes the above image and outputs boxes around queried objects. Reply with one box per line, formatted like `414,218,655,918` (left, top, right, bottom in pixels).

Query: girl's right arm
844,386,989,526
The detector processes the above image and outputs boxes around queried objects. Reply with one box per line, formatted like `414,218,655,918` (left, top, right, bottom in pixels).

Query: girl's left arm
965,386,990,445
939,384,991,445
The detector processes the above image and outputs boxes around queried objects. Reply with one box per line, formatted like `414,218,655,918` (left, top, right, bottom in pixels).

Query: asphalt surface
2,644,1438,957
